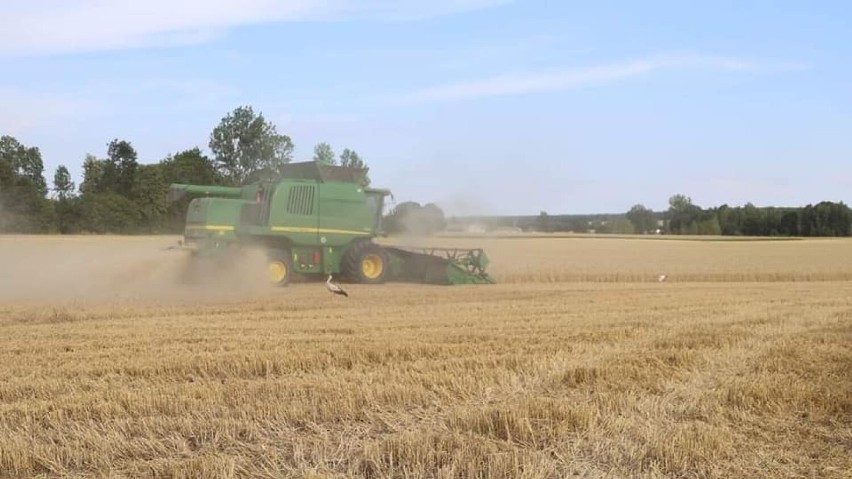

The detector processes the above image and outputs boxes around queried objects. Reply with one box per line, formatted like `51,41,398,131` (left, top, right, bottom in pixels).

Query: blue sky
1,0,850,215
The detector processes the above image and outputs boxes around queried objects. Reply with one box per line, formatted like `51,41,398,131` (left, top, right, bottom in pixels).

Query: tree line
522,195,851,237
447,195,851,237
0,106,371,234
625,194,852,237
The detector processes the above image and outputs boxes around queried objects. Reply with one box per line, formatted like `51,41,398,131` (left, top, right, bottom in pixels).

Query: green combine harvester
168,161,494,286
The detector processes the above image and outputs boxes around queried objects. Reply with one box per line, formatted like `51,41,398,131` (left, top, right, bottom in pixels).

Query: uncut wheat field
1,234,851,478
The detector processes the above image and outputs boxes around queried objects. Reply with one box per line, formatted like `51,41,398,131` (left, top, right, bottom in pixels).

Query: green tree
0,135,53,232
131,164,168,232
79,154,107,195
209,105,294,184
741,202,763,235
339,148,365,168
52,165,77,233
53,165,75,200
716,204,741,235
536,211,551,232
76,193,140,234
102,139,138,194
75,141,144,233
160,147,220,186
801,201,852,236
778,210,800,236
79,139,137,196
667,194,701,234
54,197,82,233
313,142,336,165
696,217,722,235
340,148,370,185
0,135,47,196
626,204,655,233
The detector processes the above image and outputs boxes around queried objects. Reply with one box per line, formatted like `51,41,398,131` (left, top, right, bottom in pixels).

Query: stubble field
0,234,850,478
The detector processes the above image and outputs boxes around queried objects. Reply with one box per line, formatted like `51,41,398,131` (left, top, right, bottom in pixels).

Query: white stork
327,275,349,297
658,274,668,283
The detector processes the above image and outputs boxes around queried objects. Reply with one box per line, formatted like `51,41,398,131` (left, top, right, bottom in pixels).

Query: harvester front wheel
343,242,389,284
266,249,293,287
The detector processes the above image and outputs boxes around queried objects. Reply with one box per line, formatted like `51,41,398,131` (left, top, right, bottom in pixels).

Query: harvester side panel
267,181,320,246
317,183,375,246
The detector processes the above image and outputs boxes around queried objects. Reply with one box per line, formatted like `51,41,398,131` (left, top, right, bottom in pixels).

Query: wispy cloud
0,0,512,57
0,87,106,135
136,78,243,111
395,53,809,103
0,76,245,136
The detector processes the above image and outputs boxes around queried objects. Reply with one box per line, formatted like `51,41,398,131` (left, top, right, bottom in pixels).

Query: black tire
342,241,389,284
266,248,293,287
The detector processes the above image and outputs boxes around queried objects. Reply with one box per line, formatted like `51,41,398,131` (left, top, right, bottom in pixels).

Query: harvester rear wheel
266,249,293,287
343,241,389,284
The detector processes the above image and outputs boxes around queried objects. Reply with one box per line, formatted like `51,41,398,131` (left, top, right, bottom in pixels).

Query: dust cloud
435,194,497,219
0,235,277,304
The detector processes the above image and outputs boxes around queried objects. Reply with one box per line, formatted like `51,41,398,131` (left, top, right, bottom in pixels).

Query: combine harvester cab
168,161,495,286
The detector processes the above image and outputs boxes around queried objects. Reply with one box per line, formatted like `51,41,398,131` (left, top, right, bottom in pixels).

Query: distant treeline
447,194,852,237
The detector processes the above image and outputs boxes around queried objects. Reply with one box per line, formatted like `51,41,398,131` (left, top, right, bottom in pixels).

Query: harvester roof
279,161,368,184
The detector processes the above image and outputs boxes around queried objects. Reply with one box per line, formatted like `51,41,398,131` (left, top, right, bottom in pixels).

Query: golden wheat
0,235,850,478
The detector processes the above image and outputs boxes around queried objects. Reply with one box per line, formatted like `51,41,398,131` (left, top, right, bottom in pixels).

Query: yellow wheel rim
267,260,287,283
361,254,384,279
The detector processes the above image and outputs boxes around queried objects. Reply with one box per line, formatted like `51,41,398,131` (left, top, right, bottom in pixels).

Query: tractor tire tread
342,241,388,284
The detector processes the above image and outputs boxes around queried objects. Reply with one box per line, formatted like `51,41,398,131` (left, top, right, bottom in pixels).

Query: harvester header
168,161,494,286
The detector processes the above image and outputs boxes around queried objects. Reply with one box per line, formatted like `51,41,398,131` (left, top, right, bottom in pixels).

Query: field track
1,235,850,478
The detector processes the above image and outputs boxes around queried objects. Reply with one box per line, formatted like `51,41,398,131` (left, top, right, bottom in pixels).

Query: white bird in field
658,274,668,283
326,275,349,297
